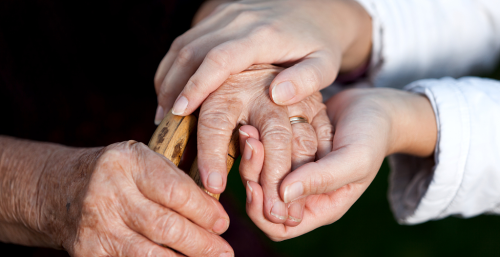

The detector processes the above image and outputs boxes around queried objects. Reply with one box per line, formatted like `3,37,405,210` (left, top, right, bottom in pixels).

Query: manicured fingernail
272,81,296,104
172,96,188,115
239,129,249,137
208,172,223,189
244,140,253,160
246,181,253,203
213,218,229,234
287,202,303,223
284,182,304,203
154,105,164,125
270,201,287,220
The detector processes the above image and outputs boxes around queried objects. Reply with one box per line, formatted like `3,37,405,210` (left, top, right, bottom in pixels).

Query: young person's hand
238,88,437,240
196,64,332,226
153,0,372,124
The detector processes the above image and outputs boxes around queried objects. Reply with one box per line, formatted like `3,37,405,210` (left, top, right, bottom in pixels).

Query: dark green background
223,66,500,257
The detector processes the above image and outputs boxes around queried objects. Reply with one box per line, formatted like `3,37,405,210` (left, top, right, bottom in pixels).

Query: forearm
389,77,500,224
336,0,372,73
388,91,437,157
0,136,102,249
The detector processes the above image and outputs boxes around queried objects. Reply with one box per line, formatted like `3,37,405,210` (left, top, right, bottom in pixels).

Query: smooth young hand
154,0,372,123
239,88,437,240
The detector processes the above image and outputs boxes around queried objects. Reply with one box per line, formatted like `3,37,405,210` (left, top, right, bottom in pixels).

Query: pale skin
238,88,438,241
154,0,372,228
196,64,333,226
154,0,372,121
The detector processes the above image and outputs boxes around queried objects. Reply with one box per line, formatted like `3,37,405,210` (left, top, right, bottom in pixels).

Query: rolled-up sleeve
353,0,500,89
389,77,500,224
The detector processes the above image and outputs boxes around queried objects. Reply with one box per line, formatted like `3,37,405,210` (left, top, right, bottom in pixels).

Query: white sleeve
353,0,500,89
388,77,500,224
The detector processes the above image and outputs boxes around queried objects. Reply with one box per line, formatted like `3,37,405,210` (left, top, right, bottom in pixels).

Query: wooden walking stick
148,110,240,200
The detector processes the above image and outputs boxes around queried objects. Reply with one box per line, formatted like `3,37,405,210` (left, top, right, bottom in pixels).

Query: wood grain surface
148,109,240,200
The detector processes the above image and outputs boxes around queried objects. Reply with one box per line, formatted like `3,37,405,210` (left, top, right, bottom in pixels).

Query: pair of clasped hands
73,1,437,256
153,0,374,249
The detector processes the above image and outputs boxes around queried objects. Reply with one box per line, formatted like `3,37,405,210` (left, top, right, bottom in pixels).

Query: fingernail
239,129,249,137
246,181,253,203
270,201,287,220
172,95,188,115
287,202,303,223
154,105,164,125
219,253,233,257
244,140,253,160
213,218,229,234
272,81,296,104
284,182,304,203
208,172,223,189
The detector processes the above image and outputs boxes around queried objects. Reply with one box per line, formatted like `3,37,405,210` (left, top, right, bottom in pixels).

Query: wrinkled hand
196,64,333,226
153,0,372,123
67,141,233,256
240,88,437,241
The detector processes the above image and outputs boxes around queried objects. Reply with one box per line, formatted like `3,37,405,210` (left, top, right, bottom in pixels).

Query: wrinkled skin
0,137,233,257
196,64,333,226
239,88,437,241
153,0,372,123
70,141,234,256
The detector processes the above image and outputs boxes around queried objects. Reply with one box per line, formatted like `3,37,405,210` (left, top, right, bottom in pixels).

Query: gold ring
289,116,308,125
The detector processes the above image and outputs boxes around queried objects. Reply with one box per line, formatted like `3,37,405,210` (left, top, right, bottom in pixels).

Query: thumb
280,146,368,203
270,50,340,106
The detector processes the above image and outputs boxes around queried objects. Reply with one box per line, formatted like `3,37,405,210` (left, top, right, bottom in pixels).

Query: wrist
387,92,437,157
35,146,104,250
337,0,372,73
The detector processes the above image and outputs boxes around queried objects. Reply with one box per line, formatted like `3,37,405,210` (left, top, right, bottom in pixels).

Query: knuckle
170,36,185,52
315,123,334,142
235,9,261,24
293,132,317,156
170,183,191,208
308,170,334,194
311,91,324,102
261,125,292,149
161,175,188,208
157,213,186,246
176,46,195,67
298,63,323,90
250,23,279,40
224,2,246,12
206,47,230,71
198,111,235,132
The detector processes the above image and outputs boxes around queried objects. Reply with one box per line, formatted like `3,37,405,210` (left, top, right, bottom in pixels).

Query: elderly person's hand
195,64,333,226
0,137,233,256
153,0,372,124
239,88,437,241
